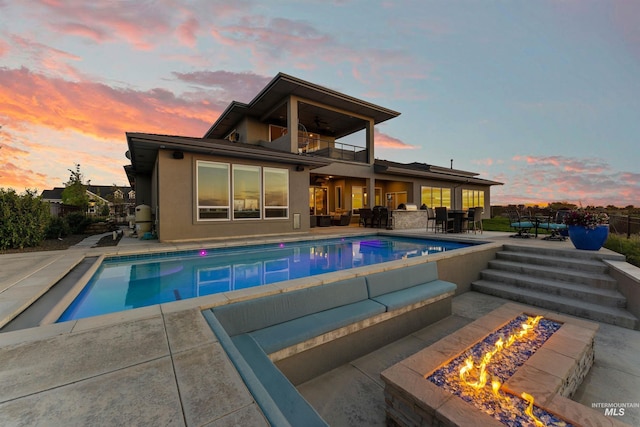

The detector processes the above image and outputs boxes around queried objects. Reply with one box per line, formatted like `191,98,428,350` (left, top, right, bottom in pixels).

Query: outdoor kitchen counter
390,209,428,230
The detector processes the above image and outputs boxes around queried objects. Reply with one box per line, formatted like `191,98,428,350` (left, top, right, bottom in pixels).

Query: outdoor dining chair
426,207,436,232
468,207,483,234
435,207,454,233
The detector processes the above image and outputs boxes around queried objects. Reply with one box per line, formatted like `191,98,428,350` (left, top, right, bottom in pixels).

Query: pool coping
0,231,499,344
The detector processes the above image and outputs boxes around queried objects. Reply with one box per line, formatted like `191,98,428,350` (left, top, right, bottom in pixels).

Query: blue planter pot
568,225,609,251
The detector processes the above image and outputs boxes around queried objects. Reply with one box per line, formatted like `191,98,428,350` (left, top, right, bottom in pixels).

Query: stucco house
124,73,501,242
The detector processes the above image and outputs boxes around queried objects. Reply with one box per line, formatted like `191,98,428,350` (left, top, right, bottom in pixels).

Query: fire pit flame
522,392,545,427
457,315,551,425
459,315,542,390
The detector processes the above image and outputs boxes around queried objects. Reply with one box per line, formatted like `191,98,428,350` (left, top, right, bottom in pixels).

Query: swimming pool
58,235,477,321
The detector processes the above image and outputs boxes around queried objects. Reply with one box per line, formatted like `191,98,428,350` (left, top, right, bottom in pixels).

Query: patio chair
372,206,389,228
508,210,534,238
539,210,569,241
468,207,483,234
435,207,454,233
331,210,352,226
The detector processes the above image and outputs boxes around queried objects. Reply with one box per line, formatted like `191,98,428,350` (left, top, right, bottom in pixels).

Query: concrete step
487,259,618,289
471,280,639,330
502,244,626,262
496,250,609,274
478,269,627,308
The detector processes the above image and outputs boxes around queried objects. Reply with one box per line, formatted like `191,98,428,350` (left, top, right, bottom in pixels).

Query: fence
608,214,640,238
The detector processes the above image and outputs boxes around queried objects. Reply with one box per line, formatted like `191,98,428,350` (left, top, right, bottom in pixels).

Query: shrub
0,189,50,250
64,211,91,234
604,233,640,268
46,216,71,239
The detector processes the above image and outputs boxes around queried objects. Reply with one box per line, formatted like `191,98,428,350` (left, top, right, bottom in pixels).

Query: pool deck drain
381,303,627,427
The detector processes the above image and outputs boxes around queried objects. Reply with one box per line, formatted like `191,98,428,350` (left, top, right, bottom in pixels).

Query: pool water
58,235,476,321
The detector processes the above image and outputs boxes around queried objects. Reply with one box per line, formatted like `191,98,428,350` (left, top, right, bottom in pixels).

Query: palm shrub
0,189,50,250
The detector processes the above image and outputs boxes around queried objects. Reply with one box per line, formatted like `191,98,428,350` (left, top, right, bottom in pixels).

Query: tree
61,164,89,210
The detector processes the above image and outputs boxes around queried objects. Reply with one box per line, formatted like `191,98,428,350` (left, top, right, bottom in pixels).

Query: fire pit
381,303,613,427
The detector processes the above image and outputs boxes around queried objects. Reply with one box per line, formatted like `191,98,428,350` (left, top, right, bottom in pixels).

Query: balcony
298,135,368,163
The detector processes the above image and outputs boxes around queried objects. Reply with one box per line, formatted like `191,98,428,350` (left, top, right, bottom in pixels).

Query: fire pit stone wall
381,303,623,427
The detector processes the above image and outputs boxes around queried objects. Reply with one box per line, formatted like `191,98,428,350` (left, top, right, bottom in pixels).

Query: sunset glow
1,1,638,206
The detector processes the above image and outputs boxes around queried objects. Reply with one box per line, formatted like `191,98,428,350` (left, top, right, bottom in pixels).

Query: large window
233,165,261,219
462,189,485,210
197,161,230,220
197,161,289,221
421,186,451,209
264,167,289,218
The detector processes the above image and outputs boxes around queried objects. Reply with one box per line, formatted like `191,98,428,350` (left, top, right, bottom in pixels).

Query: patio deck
0,229,638,426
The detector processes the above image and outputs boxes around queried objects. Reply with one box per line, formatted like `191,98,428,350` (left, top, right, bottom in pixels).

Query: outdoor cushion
538,222,567,230
250,299,386,354
510,221,534,228
365,262,439,298
213,277,368,336
231,334,329,427
371,280,457,311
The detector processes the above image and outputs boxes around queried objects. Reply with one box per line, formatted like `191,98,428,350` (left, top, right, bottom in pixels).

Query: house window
421,186,451,209
264,167,289,218
197,161,230,220
233,165,261,219
462,189,485,210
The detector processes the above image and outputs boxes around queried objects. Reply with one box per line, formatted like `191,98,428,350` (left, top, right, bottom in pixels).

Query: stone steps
472,245,639,330
472,281,638,330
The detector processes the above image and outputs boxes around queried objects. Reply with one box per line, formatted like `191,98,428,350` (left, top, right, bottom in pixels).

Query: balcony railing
298,135,368,163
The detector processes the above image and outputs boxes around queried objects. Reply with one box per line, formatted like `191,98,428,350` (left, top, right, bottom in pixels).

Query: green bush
45,216,71,239
0,189,50,250
64,211,91,234
604,234,640,268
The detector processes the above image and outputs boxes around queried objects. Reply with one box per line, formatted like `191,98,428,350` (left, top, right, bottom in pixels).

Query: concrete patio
0,229,638,426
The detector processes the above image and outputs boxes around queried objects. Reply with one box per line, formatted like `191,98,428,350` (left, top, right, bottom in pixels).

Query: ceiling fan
314,115,328,128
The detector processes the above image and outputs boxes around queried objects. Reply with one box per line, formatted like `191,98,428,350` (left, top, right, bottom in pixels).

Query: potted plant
563,210,609,250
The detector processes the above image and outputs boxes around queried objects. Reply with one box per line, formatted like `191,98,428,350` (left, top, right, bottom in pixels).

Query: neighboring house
40,186,135,221
124,72,502,242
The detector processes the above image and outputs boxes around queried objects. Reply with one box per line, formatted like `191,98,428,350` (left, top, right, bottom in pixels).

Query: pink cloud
374,129,419,150
55,22,108,43
0,67,218,140
177,16,200,47
490,155,640,207
0,39,8,57
172,70,271,103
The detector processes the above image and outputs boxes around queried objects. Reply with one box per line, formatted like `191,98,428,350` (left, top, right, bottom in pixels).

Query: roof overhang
374,162,503,186
204,73,400,140
126,132,331,176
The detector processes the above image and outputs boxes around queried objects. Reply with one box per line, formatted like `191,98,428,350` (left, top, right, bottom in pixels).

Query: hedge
0,189,50,250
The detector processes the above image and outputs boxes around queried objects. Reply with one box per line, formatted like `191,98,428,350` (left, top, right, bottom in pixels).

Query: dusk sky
1,1,639,207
